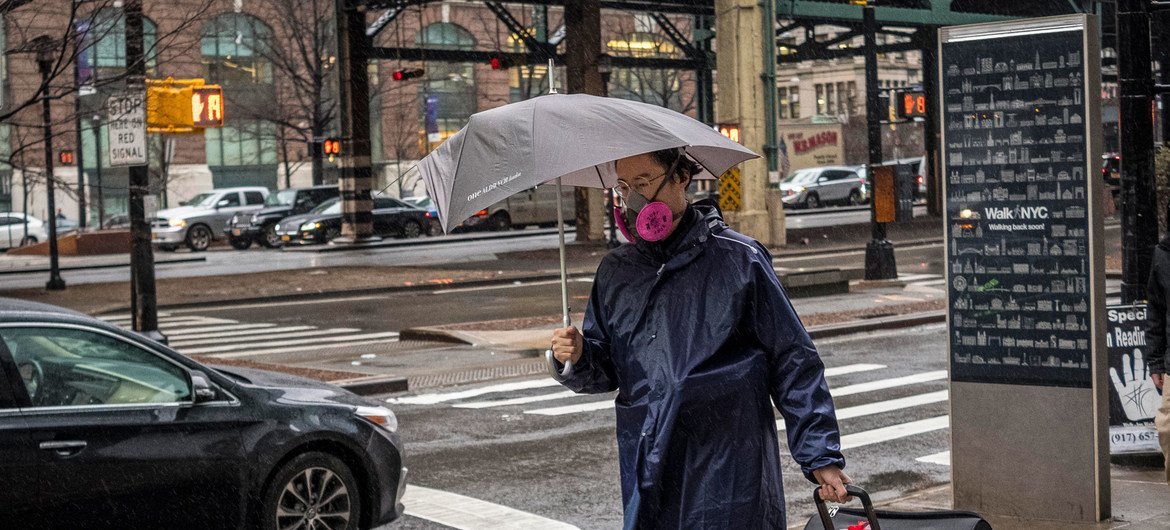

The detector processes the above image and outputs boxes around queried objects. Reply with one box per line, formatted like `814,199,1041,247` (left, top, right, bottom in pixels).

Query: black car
0,298,406,529
225,185,340,249
275,196,432,245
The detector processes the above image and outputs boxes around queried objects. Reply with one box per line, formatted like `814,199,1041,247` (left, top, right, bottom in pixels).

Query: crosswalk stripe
403,485,579,530
160,323,279,336
169,328,359,348
897,273,940,282
200,338,403,359
389,379,563,405
823,363,886,377
524,399,612,416
180,331,400,355
98,312,173,321
840,415,949,450
166,325,317,343
778,390,948,432
831,370,947,397
454,391,579,409
912,279,947,287
916,450,951,466
157,317,240,328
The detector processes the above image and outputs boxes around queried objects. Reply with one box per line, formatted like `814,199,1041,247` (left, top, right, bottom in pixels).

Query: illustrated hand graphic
1109,349,1161,422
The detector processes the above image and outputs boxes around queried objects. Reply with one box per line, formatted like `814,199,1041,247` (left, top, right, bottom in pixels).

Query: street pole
863,2,897,280
73,30,86,230
36,39,66,291
335,0,376,243
123,0,163,341
92,115,105,229
1117,0,1158,303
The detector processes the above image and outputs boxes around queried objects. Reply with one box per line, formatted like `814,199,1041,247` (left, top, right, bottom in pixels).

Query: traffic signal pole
1117,0,1158,303
124,0,163,341
863,2,897,280
335,0,377,243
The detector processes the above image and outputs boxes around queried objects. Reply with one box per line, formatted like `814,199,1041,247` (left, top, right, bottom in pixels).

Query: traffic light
58,150,75,166
895,89,928,120
323,138,341,161
490,56,503,70
391,68,424,81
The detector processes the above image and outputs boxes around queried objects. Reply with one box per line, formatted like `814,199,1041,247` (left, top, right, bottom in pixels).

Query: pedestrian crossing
387,363,953,462
96,311,399,358
899,273,947,289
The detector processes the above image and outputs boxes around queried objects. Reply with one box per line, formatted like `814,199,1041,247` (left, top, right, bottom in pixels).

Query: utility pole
124,0,163,341
335,0,376,243
92,114,105,229
73,25,86,229
35,37,65,290
1117,0,1157,303
863,1,897,280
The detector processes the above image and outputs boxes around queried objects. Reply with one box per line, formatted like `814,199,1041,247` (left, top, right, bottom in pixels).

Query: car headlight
251,213,260,224
300,221,320,231
168,218,187,228
355,405,398,432
230,214,239,224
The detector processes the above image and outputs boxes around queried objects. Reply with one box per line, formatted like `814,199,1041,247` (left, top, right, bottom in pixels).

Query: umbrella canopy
419,93,758,233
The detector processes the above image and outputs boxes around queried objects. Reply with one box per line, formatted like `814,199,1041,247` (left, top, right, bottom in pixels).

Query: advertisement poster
1106,303,1160,454
777,123,844,173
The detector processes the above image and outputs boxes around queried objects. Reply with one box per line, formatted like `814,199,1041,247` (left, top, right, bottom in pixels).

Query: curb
282,227,561,253
335,375,409,396
0,256,207,276
773,238,943,258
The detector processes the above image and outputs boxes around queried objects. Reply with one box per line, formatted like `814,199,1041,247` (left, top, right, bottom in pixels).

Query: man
1146,231,1170,481
551,148,850,529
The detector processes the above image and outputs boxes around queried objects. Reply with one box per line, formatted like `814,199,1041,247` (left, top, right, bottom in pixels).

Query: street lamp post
35,38,66,291
862,2,897,280
91,114,105,229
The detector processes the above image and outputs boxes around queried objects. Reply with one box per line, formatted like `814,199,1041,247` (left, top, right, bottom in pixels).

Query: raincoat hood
558,203,844,528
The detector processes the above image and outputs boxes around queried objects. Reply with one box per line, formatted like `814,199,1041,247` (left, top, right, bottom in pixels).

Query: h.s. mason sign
107,92,147,167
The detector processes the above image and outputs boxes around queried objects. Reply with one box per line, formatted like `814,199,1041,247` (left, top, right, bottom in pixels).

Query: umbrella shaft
556,177,570,328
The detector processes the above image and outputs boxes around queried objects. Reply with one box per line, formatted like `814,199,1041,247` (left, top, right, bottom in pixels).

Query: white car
151,187,269,251
778,167,867,209
0,213,49,250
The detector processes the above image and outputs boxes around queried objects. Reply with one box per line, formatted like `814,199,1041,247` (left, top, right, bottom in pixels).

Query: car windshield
185,192,217,207
781,170,819,184
405,196,432,209
265,190,298,206
310,197,342,215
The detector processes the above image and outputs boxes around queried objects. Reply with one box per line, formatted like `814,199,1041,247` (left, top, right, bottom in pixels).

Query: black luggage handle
813,484,881,530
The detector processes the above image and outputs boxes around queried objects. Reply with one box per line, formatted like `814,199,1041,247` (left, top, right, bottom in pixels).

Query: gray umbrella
418,93,758,378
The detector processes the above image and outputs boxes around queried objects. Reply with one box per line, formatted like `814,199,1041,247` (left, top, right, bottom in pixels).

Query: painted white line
823,363,886,377
169,328,359,348
840,415,949,450
454,390,579,409
524,399,613,416
169,295,392,313
165,325,317,342
180,331,400,355
814,323,948,346
916,450,951,466
832,370,948,397
200,338,402,359
431,278,592,295
778,390,948,432
161,323,279,336
389,379,563,405
897,273,941,282
158,317,241,328
98,311,173,321
403,485,578,530
912,279,947,287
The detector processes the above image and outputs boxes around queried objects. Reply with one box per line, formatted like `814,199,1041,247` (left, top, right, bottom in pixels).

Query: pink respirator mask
613,156,683,243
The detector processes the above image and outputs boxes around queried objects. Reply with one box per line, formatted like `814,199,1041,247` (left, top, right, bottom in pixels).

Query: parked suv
152,187,269,252
225,185,339,249
778,166,866,209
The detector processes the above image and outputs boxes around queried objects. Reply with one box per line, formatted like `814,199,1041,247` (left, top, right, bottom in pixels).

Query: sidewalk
878,465,1168,529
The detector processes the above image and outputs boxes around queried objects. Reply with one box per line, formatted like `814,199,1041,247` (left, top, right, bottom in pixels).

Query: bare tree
601,14,696,114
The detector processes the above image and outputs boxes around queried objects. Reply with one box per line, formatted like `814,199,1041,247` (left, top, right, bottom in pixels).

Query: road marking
165,325,316,341
97,311,173,321
773,242,942,263
180,331,400,355
916,450,951,466
778,390,948,432
525,399,613,416
840,415,949,450
823,363,886,377
403,485,578,530
454,390,579,409
431,278,593,295
389,379,563,405
168,328,359,348
897,273,940,282
832,370,947,397
104,315,237,327
159,323,279,336
201,338,403,359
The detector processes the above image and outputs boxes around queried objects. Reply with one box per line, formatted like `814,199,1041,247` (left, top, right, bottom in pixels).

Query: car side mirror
216,199,231,209
190,370,218,403
817,177,828,183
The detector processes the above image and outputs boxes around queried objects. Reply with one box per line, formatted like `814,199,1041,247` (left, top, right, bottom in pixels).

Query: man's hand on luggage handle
814,466,853,504
552,326,583,365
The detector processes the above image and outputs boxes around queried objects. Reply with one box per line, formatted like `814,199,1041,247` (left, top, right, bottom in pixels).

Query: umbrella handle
545,349,574,382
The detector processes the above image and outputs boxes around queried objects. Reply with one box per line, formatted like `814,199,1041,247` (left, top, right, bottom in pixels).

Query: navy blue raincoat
558,203,844,529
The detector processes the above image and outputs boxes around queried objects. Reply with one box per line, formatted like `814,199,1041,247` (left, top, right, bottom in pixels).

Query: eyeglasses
614,172,667,200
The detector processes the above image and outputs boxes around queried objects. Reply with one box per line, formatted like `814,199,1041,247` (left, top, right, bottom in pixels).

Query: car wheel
401,220,422,239
427,220,443,237
185,224,212,252
261,224,284,248
490,212,511,231
324,226,341,242
157,244,178,252
21,236,37,245
847,190,862,206
804,193,820,209
229,236,252,250
260,452,362,530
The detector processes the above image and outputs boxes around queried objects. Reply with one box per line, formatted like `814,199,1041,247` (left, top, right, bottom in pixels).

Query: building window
205,122,278,167
815,84,826,115
201,14,273,85
416,23,476,150
779,86,801,119
847,81,858,116
80,10,158,82
825,83,835,116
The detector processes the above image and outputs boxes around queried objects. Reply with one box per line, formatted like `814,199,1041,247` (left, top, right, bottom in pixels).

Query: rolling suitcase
804,485,992,530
